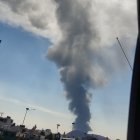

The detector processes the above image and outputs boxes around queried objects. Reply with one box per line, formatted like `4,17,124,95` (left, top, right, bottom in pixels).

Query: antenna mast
116,37,133,71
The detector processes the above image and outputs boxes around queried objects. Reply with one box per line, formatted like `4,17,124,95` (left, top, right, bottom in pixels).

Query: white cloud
0,0,62,43
0,0,137,46
0,96,69,118
89,0,137,48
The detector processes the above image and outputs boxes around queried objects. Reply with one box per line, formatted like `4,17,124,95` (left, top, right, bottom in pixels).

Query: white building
66,130,110,140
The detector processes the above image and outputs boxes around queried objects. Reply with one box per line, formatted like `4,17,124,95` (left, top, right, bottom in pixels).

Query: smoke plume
0,0,136,133
47,0,104,132
48,0,137,132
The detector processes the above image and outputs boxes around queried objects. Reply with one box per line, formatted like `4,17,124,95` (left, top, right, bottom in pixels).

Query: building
66,130,110,140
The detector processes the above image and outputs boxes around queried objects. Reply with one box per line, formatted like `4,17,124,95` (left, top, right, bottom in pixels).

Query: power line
116,37,133,71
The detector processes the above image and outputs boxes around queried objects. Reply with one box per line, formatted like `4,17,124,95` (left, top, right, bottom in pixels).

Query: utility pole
57,124,60,133
72,122,75,131
22,108,35,125
0,112,4,117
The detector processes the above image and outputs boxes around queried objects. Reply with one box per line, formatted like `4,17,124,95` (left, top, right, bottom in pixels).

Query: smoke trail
47,0,136,132
0,0,136,133
47,0,102,132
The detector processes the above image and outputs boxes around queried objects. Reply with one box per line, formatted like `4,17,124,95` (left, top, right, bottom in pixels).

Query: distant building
0,116,13,129
0,116,21,133
66,130,110,140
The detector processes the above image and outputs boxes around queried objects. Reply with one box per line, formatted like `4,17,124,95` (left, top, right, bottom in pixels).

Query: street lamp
72,122,75,131
57,124,60,133
22,108,35,125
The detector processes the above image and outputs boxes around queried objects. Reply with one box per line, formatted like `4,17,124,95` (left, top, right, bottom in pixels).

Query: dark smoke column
48,0,94,132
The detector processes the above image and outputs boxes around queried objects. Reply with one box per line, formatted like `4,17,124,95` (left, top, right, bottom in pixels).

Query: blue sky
0,22,74,131
0,21,135,140
0,0,137,140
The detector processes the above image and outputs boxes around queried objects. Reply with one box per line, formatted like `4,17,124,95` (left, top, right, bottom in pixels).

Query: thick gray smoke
47,0,101,132
0,0,137,133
